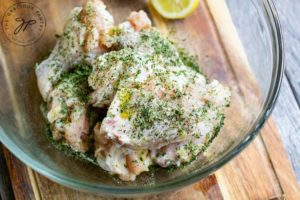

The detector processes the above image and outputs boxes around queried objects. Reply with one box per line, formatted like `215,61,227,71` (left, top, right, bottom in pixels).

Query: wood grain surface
1,146,35,200
273,0,300,105
0,145,14,200
0,0,300,199
227,0,300,181
2,119,299,200
272,0,300,181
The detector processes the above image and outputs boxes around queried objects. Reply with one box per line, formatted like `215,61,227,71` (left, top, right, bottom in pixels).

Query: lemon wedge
151,0,200,19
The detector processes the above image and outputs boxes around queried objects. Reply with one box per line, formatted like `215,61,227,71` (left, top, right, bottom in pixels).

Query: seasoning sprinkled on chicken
36,0,231,181
36,0,113,101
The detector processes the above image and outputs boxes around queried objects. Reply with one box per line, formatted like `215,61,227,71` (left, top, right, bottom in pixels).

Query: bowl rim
0,0,284,196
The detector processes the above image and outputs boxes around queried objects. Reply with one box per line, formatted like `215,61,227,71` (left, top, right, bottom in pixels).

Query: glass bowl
0,0,283,196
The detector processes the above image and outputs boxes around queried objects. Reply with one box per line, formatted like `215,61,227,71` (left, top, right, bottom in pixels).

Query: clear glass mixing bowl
0,0,283,196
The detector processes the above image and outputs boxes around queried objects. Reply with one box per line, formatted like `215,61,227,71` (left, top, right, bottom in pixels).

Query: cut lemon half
151,0,200,19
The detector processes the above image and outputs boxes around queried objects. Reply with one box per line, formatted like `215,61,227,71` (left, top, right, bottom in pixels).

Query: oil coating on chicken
46,63,91,152
91,25,230,180
36,0,113,101
88,11,152,107
36,0,231,181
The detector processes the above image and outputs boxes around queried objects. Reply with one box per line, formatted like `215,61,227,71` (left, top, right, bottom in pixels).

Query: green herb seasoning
56,62,92,103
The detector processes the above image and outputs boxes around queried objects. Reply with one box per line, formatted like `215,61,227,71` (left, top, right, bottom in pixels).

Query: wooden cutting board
1,0,300,199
